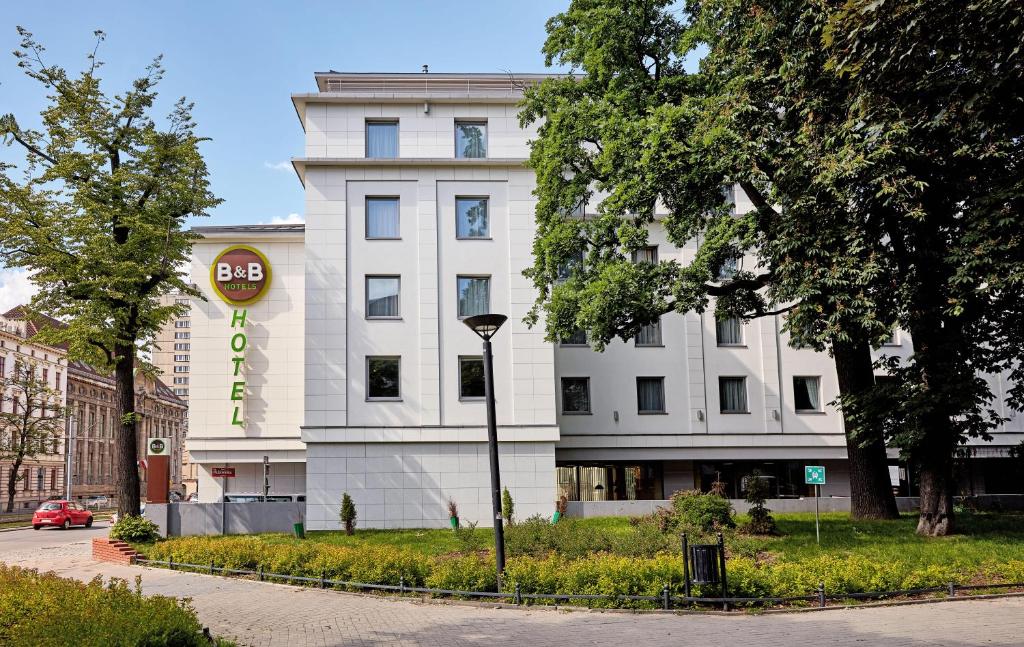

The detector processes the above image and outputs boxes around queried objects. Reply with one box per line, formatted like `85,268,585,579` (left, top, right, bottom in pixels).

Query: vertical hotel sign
210,245,272,426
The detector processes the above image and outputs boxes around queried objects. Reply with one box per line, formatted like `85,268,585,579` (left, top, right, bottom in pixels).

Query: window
173,366,189,373
175,298,190,306
173,377,189,385
366,356,401,400
55,372,61,391
793,376,822,412
174,355,190,362
174,332,190,339
632,246,658,264
716,317,743,345
42,368,48,384
174,343,191,351
174,320,190,328
455,120,487,158
456,197,489,238
174,388,188,396
561,329,588,346
366,121,398,158
719,377,749,413
366,276,401,318
0,357,4,376
635,319,663,346
457,276,490,318
366,197,400,239
561,377,591,414
556,250,584,283
459,356,485,399
716,255,740,280
636,377,666,413
883,330,900,346
722,184,737,215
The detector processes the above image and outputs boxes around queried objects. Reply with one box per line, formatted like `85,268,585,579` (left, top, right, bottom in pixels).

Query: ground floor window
697,460,813,498
556,463,663,501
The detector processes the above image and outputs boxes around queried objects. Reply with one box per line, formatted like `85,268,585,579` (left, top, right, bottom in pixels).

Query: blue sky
0,1,569,309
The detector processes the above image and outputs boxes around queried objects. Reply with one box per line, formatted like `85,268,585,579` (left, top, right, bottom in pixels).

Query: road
2,526,1023,647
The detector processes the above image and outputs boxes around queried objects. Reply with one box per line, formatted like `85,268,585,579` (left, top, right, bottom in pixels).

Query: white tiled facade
185,72,1024,528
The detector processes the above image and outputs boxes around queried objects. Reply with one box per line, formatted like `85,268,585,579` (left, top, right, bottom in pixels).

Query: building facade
153,290,198,496
0,307,68,512
185,72,1024,530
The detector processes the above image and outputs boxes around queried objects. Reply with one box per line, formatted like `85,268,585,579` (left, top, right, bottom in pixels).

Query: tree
340,492,357,535
740,470,777,536
519,0,899,521
0,359,65,513
0,29,219,517
501,486,515,525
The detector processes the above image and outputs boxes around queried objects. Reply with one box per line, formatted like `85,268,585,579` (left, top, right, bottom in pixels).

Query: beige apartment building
153,290,198,497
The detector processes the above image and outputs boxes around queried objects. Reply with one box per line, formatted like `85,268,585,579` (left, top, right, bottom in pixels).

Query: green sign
805,465,826,485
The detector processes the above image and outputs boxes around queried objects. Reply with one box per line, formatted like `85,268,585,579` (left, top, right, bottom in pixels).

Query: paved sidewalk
2,536,1022,646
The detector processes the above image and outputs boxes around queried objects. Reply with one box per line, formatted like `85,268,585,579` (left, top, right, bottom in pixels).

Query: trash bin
293,522,305,539
689,544,721,584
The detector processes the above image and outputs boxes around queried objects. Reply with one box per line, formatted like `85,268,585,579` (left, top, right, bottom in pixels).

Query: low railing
134,558,1024,611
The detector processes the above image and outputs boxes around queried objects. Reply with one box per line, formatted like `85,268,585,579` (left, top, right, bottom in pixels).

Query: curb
0,526,33,533
127,562,1024,617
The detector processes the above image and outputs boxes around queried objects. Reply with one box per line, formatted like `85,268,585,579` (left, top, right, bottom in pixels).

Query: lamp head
462,313,508,341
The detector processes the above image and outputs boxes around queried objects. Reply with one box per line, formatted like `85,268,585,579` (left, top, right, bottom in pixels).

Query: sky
0,0,570,311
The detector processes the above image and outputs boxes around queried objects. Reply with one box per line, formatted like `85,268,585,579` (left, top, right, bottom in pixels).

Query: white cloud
0,268,37,313
263,160,292,172
267,213,304,225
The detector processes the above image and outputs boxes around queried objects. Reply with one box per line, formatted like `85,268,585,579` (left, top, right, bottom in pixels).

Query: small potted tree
447,498,459,530
552,494,568,524
340,492,357,536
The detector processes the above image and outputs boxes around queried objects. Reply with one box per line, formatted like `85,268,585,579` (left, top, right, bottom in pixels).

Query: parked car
223,493,306,503
84,495,109,509
32,500,93,530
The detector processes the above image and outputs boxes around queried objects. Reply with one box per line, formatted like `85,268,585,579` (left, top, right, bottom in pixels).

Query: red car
32,500,93,530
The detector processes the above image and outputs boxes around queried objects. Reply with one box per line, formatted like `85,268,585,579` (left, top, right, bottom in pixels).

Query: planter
449,516,459,530
552,511,562,524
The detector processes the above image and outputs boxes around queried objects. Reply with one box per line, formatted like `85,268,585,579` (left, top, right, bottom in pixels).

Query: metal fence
134,558,1024,610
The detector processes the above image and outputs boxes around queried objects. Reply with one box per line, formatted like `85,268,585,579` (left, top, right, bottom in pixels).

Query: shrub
452,520,485,553
739,471,778,535
109,514,160,543
0,564,230,646
501,487,515,525
666,490,735,535
340,492,356,536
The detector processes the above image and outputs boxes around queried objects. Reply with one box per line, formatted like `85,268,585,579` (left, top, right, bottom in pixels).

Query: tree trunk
915,436,956,536
5,456,20,513
113,343,141,517
832,335,900,519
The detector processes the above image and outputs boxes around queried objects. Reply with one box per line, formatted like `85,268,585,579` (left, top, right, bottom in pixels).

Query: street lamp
462,313,508,582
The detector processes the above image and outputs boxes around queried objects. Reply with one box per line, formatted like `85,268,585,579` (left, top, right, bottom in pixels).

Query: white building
186,72,1024,530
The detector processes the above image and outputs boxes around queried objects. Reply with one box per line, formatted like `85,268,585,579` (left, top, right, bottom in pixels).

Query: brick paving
2,531,1022,646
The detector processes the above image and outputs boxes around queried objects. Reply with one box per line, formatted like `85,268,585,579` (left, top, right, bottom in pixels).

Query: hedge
144,535,1024,607
0,564,232,646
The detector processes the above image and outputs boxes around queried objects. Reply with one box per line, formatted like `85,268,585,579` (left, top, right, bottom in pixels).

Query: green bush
0,564,232,646
739,471,778,535
667,490,735,535
501,487,515,524
110,514,160,543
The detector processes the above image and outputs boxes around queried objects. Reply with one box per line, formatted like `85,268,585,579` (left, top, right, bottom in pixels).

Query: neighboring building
185,72,1024,530
0,307,68,511
153,291,197,497
66,361,187,501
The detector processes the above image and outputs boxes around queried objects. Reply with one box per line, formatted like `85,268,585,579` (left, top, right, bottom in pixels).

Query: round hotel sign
210,245,272,305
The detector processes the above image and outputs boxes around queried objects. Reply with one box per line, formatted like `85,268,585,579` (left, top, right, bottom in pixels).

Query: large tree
0,29,218,516
520,0,900,520
0,358,65,513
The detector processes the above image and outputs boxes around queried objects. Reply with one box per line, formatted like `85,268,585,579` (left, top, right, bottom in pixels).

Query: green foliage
740,471,778,536
501,487,515,525
506,514,676,559
665,490,735,536
109,515,160,543
0,564,229,646
340,492,357,535
452,520,485,553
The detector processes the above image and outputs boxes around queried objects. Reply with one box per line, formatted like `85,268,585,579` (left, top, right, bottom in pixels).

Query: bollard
169,558,174,571
209,560,215,575
321,570,327,589
662,584,671,610
514,583,522,605
258,566,264,582
948,582,956,597
202,627,212,643
399,576,405,594
818,582,826,608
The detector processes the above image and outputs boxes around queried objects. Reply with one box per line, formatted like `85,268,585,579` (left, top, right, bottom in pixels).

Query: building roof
192,224,305,234
1,305,69,348
67,359,185,407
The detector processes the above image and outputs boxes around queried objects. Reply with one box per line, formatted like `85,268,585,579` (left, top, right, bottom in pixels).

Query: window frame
636,376,667,414
631,245,659,265
456,275,491,319
560,376,592,415
455,196,491,240
454,119,488,159
793,375,824,413
365,119,399,159
365,275,402,319
634,319,663,347
365,196,401,240
715,316,745,347
365,356,402,401
718,376,750,414
560,329,589,347
458,355,486,401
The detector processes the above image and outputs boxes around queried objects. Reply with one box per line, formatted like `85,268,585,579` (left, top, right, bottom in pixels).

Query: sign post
212,466,236,535
147,438,171,504
804,465,826,544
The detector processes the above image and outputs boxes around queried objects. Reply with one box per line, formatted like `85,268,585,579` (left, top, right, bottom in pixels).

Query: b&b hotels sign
210,245,272,426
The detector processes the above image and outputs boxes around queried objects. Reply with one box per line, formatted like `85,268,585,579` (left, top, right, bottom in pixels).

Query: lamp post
462,313,508,582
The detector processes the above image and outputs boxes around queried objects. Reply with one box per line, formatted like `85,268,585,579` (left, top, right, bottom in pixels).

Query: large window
636,377,666,413
561,377,591,414
556,250,584,283
716,317,743,345
635,319,662,346
455,120,487,158
561,329,588,346
632,246,658,264
459,356,485,400
793,376,822,412
366,197,400,239
366,276,401,318
366,121,398,158
719,376,749,413
456,197,489,238
716,255,740,280
457,276,490,318
366,356,401,400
